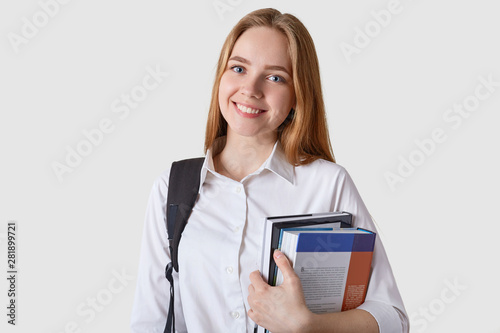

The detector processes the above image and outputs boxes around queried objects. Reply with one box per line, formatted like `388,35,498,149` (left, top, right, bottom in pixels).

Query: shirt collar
262,141,294,184
199,141,294,190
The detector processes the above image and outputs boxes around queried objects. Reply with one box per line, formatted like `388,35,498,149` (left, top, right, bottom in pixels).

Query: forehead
230,27,292,71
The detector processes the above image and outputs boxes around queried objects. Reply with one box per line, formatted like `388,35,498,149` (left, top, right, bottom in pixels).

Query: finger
248,283,255,295
249,270,268,289
247,308,257,323
248,308,265,327
273,250,296,281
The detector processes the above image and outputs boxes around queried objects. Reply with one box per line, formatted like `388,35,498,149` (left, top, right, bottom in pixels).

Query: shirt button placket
226,182,246,332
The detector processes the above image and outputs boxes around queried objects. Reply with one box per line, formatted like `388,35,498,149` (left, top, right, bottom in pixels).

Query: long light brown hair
204,8,335,165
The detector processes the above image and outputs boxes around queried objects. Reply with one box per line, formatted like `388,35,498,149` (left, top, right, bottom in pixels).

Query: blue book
276,228,375,313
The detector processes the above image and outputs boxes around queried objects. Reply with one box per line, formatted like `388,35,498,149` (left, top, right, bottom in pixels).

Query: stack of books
258,212,376,333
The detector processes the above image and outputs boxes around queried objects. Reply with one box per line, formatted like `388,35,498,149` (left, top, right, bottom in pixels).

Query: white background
1,0,499,332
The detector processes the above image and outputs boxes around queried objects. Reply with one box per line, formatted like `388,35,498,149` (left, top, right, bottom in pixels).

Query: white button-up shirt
131,143,408,333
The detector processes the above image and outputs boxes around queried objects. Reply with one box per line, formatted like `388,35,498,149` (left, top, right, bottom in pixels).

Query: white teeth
236,103,262,114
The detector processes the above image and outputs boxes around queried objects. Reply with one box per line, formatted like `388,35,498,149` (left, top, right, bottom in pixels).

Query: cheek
218,74,235,106
218,75,236,124
273,89,295,115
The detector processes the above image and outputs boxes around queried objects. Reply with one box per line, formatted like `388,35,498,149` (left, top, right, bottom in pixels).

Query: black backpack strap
166,157,205,270
164,157,204,333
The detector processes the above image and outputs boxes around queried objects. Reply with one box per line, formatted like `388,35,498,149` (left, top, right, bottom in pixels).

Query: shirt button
231,311,240,319
234,226,240,233
226,266,233,274
235,186,241,193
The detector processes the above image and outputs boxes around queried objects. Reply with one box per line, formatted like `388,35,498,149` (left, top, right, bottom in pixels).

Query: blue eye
231,66,244,74
268,75,284,83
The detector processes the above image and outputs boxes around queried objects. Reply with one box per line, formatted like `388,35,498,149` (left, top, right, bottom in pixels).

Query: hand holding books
248,250,312,333
255,212,376,333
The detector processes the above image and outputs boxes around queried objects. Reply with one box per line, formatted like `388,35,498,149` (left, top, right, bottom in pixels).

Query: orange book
277,228,375,313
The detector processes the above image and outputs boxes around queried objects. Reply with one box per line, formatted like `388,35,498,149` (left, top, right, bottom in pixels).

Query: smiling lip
233,102,266,118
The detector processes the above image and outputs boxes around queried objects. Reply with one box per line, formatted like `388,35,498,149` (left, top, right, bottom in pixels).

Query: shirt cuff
357,300,409,333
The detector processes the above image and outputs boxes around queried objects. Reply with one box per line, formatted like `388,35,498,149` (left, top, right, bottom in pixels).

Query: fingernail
274,249,282,258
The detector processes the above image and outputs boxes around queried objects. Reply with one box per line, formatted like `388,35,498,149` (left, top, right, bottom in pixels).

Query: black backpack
164,157,204,333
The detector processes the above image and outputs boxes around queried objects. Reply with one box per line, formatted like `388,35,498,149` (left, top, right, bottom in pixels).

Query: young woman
131,8,408,333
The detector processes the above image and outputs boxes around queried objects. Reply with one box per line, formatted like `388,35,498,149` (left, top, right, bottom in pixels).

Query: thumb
274,250,296,281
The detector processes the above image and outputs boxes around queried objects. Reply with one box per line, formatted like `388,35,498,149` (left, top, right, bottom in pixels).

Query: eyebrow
228,56,291,76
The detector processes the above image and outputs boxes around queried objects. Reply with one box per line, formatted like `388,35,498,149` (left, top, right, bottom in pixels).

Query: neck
214,130,277,181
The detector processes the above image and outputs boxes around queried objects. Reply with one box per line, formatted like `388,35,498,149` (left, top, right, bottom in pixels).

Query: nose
240,75,263,99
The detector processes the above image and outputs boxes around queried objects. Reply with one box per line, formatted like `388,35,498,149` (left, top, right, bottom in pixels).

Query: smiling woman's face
218,26,296,142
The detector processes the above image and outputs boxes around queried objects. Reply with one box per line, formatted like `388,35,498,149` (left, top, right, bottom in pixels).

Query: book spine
341,234,374,311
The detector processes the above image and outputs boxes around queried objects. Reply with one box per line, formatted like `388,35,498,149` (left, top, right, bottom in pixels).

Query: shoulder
294,159,361,195
291,159,352,192
149,167,171,200
151,156,205,195
158,167,171,185
298,158,349,179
